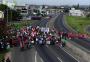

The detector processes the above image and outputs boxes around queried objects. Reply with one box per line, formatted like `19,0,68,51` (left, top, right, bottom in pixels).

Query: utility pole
11,0,17,21
2,0,8,23
5,0,8,23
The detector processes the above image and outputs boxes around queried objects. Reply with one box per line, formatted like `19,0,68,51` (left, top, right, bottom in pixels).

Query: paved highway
36,18,78,62
12,18,61,62
11,16,78,62
54,13,90,51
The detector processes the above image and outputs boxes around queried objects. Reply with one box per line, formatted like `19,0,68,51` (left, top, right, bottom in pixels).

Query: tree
64,8,69,13
0,4,9,11
0,4,22,39
11,10,22,21
72,4,80,9
0,4,22,22
42,5,45,9
89,5,90,10
77,4,80,9
86,13,90,18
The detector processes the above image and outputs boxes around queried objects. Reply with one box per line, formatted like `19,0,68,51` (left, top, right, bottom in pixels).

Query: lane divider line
35,51,37,62
57,57,63,62
61,47,80,62
40,58,44,62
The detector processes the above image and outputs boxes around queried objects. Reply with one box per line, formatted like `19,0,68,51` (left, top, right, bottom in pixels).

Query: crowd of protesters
0,25,89,62
0,26,68,50
0,26,89,50
15,26,66,49
0,39,10,51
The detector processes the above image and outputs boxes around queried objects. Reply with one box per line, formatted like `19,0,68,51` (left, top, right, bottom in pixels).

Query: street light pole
11,10,12,22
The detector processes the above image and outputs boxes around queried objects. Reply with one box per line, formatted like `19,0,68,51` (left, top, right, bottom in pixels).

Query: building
69,8,84,16
15,4,62,17
15,4,49,16
15,5,28,16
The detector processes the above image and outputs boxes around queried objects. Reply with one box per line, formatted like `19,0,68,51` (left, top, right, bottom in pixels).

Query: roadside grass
9,20,38,29
66,16,90,34
0,53,4,62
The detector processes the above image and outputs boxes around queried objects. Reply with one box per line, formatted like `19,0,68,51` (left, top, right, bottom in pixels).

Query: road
54,13,90,51
11,16,78,62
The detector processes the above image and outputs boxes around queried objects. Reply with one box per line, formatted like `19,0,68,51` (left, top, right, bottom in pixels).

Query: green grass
0,53,4,61
9,20,38,29
66,16,90,34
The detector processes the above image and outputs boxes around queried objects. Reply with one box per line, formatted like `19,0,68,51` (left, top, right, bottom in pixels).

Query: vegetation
86,13,90,18
0,4,22,22
0,4,22,39
64,8,69,13
9,20,38,29
0,53,4,62
72,4,80,9
66,16,90,34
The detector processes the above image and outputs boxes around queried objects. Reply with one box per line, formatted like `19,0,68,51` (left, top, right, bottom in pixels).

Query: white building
69,8,84,16
15,6,28,16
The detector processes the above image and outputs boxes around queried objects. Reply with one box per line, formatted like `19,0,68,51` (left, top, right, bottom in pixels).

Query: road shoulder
46,13,88,62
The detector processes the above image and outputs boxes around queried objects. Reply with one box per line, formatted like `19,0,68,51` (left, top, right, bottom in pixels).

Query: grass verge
9,20,38,29
66,16,90,34
0,53,4,61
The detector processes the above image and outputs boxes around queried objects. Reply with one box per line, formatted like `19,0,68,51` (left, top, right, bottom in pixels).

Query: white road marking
61,48,80,62
57,57,63,62
40,58,44,62
35,51,37,62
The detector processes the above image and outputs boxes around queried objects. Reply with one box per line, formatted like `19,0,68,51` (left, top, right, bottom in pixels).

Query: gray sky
7,0,90,6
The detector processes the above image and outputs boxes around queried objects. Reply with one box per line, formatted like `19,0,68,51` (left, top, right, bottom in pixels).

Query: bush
86,13,90,18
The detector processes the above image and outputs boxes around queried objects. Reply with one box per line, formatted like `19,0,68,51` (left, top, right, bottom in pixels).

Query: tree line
0,4,22,39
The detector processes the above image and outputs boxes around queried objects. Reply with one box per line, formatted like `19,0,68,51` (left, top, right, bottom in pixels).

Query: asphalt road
11,18,48,62
36,18,78,62
11,47,43,62
11,18,61,62
54,13,90,51
11,16,78,62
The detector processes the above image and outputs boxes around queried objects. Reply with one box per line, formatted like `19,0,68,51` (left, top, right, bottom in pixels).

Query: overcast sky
7,0,90,6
